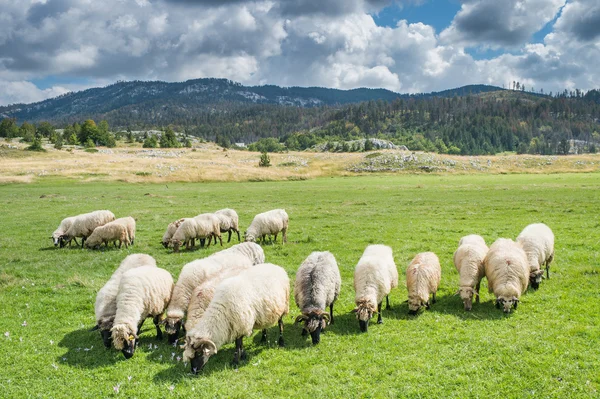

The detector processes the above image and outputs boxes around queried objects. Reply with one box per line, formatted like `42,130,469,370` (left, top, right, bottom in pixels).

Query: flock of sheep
51,208,555,374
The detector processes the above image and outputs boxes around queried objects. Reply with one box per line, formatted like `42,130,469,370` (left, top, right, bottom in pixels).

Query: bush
259,152,271,167
26,137,45,152
84,138,95,149
54,136,63,150
249,138,285,153
143,136,158,148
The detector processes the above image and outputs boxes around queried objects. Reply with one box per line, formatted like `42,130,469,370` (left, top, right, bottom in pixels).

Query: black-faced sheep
51,216,78,247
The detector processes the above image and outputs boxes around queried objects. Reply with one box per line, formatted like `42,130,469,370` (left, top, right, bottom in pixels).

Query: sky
0,0,599,106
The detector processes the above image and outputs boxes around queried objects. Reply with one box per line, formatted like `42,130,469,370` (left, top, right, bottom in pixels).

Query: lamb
113,216,136,246
214,208,240,243
164,242,265,343
453,235,488,311
406,252,442,315
84,221,130,249
516,223,555,288
184,263,252,332
170,218,198,252
60,210,115,247
51,216,78,247
182,263,289,374
353,245,398,332
294,251,341,344
162,218,186,248
484,238,529,313
193,213,222,247
244,209,288,244
93,254,157,347
111,265,173,359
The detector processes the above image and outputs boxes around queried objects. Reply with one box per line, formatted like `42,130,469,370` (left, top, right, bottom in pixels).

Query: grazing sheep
214,208,241,243
111,266,173,359
93,254,157,347
516,223,555,288
162,218,186,248
244,209,288,244
194,213,222,248
85,221,130,249
113,217,136,246
182,263,289,374
164,242,264,343
51,216,78,247
353,245,398,332
60,210,115,247
184,264,252,332
459,234,487,247
484,238,529,313
170,218,198,252
406,252,442,315
453,235,488,311
294,251,341,344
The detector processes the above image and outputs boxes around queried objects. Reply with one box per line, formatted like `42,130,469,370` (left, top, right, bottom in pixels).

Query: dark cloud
560,3,600,41
26,0,74,24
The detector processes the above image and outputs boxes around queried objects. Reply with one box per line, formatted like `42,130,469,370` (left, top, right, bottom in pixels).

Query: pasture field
0,173,599,398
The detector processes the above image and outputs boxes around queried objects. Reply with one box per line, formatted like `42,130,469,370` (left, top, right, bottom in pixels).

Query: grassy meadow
0,173,599,398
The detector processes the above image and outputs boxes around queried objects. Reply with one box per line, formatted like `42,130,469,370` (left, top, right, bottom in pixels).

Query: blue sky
0,0,598,106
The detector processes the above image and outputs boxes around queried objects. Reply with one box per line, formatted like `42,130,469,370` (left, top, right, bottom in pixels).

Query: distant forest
2,88,600,155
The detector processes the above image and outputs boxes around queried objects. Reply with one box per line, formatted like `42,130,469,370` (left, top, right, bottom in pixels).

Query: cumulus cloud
0,0,598,106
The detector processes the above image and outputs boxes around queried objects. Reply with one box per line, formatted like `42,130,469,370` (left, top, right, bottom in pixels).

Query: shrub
259,152,271,167
143,136,158,148
26,137,45,152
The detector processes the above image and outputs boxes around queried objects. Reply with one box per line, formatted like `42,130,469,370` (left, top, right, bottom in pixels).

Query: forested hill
0,78,502,124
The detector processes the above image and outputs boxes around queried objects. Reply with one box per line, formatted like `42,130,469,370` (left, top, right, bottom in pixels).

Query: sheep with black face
294,251,341,344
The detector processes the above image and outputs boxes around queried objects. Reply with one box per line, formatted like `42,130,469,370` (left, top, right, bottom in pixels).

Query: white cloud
0,80,70,105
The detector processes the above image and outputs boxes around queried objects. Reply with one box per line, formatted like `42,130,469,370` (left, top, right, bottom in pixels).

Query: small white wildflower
21,321,27,327
50,340,54,345
19,337,23,342
148,344,152,350
154,344,158,350
51,363,58,370
113,383,120,394
168,385,174,392
62,357,66,362
3,332,8,338
176,356,181,362
25,303,29,308
127,376,132,381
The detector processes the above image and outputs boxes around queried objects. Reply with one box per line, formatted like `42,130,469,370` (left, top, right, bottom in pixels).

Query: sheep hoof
240,350,248,361
278,336,285,347
377,319,383,325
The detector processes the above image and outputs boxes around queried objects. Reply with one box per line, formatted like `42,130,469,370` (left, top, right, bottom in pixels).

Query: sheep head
496,296,519,313
243,232,256,242
408,295,425,315
170,239,182,253
164,317,182,344
458,287,477,311
185,337,217,375
352,300,377,332
529,269,544,290
295,310,330,344
111,325,138,359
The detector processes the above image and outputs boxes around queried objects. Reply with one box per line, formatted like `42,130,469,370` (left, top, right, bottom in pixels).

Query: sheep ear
351,308,358,313
89,325,100,332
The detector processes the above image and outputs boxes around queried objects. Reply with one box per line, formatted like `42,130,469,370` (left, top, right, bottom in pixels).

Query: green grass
1,174,599,398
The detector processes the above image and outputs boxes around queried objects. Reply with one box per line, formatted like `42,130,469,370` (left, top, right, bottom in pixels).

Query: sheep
113,216,136,246
162,218,186,248
244,209,288,244
85,221,130,249
353,244,398,332
516,223,555,288
406,252,442,315
453,235,488,311
182,263,289,374
294,251,341,344
111,265,173,359
170,218,198,252
194,213,222,247
51,216,78,247
184,263,252,332
164,242,264,343
60,210,115,247
214,208,240,243
484,238,529,313
459,234,487,247
93,254,157,347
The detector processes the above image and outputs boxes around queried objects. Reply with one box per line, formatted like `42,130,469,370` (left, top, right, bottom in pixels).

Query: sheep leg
72,238,79,247
213,234,217,245
476,282,481,303
137,319,146,335
232,337,245,367
377,302,383,324
330,303,334,324
282,228,287,244
153,316,163,340
81,237,86,248
227,230,232,243
274,233,278,244
218,234,223,246
199,238,205,248
260,329,268,343
236,229,241,242
432,292,437,304
386,295,391,310
206,235,212,248
277,317,285,347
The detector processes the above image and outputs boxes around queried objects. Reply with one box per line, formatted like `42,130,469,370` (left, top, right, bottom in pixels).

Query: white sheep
182,263,289,374
193,213,222,247
214,208,240,243
170,218,198,252
516,223,555,288
93,254,157,347
353,244,398,332
164,242,264,343
113,216,136,245
484,238,529,313
111,265,174,359
244,209,288,244
162,218,186,248
60,210,115,247
184,263,252,332
294,251,341,344
406,252,442,315
453,235,488,311
51,216,78,247
85,221,130,249
459,234,487,247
